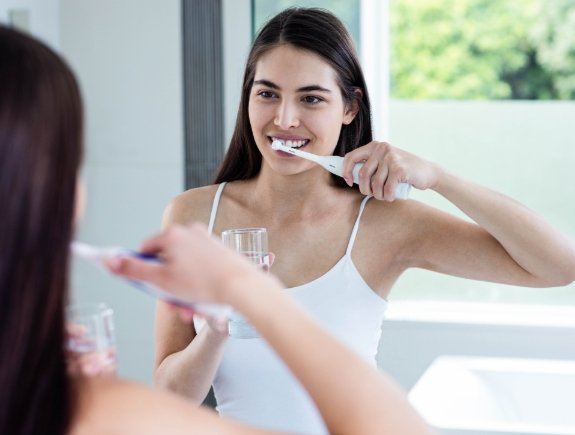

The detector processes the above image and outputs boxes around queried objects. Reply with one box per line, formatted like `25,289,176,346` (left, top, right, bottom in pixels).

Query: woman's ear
343,88,363,125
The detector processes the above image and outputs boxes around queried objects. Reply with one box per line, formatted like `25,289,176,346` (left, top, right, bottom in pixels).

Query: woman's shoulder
163,184,222,227
70,377,252,435
163,181,256,227
360,197,441,238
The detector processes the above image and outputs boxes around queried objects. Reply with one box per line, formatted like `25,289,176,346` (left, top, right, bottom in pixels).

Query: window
388,0,575,304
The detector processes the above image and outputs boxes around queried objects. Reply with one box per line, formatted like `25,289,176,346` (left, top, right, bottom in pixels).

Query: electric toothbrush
71,242,231,318
271,140,411,199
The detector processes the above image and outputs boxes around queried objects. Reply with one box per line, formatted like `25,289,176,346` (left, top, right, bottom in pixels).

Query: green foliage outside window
391,0,575,100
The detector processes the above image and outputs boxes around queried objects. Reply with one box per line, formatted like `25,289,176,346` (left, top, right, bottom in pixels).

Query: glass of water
221,228,270,338
66,303,117,376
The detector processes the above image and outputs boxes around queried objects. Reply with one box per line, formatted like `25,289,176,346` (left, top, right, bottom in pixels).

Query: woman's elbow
534,270,575,288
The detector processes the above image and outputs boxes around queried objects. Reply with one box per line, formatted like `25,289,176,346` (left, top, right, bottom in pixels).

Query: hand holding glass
66,303,117,377
221,228,270,338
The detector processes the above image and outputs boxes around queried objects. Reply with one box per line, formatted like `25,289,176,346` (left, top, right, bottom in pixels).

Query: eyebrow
253,79,332,93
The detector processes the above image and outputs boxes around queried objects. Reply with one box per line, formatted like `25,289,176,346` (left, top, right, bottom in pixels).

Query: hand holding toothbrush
342,141,442,201
106,224,282,311
271,140,412,199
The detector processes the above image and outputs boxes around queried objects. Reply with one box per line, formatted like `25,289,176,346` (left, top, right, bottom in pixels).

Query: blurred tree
391,0,575,100
529,0,575,99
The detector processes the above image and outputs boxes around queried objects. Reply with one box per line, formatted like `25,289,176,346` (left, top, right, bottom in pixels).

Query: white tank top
199,182,388,434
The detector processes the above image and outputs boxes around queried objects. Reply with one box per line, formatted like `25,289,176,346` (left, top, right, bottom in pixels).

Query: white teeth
272,138,307,148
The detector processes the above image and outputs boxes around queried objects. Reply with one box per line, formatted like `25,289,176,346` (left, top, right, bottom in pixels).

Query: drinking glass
66,303,117,376
221,228,270,338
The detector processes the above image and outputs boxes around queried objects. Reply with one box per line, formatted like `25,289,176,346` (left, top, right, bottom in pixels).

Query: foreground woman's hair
0,25,83,435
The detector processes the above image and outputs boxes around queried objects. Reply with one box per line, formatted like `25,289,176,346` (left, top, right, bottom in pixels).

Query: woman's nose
274,101,300,130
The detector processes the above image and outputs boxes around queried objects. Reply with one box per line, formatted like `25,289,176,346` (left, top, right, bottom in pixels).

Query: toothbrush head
71,241,101,260
271,139,285,150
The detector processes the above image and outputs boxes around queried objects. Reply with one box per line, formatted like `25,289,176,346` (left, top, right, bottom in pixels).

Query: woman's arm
343,142,575,287
154,302,227,403
154,187,229,404
74,377,273,435
109,224,434,435
431,171,575,285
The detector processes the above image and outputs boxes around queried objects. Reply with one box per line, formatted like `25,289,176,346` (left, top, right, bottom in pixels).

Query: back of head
215,7,372,185
0,25,83,435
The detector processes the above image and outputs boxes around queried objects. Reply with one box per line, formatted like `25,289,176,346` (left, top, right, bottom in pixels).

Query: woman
155,7,575,435
0,24,433,435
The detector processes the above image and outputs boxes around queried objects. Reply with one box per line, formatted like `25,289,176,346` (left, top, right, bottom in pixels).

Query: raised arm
343,141,575,287
109,224,434,435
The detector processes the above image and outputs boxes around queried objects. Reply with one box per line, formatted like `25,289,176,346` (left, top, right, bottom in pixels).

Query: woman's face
248,44,357,176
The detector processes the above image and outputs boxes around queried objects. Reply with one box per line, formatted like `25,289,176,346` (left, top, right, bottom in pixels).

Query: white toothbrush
271,140,411,199
71,242,231,318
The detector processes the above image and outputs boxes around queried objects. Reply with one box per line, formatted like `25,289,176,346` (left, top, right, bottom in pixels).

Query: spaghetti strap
207,182,227,235
345,195,371,256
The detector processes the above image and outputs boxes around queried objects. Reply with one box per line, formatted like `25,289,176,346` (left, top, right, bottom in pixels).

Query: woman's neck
247,163,346,220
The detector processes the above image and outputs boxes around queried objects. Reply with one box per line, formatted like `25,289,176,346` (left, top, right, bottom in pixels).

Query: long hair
215,7,373,187
0,26,83,435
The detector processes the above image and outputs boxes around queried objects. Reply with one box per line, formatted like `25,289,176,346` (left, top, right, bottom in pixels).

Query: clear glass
221,227,270,272
66,303,117,376
221,228,270,338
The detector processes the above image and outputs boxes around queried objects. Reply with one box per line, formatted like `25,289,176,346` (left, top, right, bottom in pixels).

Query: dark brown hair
215,7,372,187
0,26,83,435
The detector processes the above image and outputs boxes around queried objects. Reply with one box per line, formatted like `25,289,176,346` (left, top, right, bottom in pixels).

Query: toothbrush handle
352,163,411,199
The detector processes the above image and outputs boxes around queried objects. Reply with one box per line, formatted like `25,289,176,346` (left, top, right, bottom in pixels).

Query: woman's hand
66,323,117,377
342,141,442,201
106,223,261,306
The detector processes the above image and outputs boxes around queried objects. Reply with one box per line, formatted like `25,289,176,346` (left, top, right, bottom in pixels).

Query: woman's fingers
343,141,418,202
106,255,166,287
358,157,377,196
371,163,389,200
342,146,373,186
383,175,399,202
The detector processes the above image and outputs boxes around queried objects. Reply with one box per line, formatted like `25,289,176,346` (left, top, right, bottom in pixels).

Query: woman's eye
257,91,277,99
303,95,323,104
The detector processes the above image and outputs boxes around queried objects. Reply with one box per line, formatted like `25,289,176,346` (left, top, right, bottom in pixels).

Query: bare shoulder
359,197,466,256
162,184,222,228
70,377,262,435
360,198,417,236
360,197,479,265
362,197,456,235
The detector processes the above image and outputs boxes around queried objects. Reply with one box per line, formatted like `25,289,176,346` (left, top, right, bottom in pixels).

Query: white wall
61,0,184,383
0,0,60,48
